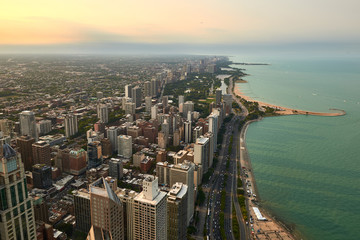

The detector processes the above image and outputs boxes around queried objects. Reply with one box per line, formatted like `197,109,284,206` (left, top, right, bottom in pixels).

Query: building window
10,186,17,207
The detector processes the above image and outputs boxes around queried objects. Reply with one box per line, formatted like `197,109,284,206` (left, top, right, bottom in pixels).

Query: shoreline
233,83,346,117
240,120,302,240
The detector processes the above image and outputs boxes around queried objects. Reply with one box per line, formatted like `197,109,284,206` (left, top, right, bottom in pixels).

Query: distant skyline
1,0,360,54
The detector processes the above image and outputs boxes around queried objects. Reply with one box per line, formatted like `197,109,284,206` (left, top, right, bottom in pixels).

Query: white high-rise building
37,120,52,136
20,110,38,140
151,105,158,120
125,102,135,115
183,101,194,117
64,114,78,138
133,176,167,240
98,104,109,123
184,121,191,143
125,84,132,98
208,112,219,150
118,135,132,158
144,81,151,97
170,161,195,225
107,126,118,153
178,95,184,107
194,136,210,174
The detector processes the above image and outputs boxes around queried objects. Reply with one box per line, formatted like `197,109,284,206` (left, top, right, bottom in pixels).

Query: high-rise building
151,105,158,120
133,176,167,240
98,104,109,124
216,88,222,105
204,132,214,168
223,94,233,114
145,96,152,113
88,178,124,240
96,91,104,99
37,120,52,136
167,183,188,240
32,141,51,166
33,196,49,223
151,78,158,97
87,141,103,169
117,135,132,158
178,95,184,108
194,137,210,174
144,81,151,97
132,86,142,108
208,112,219,149
158,132,167,149
125,102,135,115
122,97,131,110
32,164,52,189
125,84,132,98
170,161,195,225
184,121,192,144
20,110,38,141
193,126,203,142
107,126,118,153
162,96,168,109
182,101,194,117
17,135,35,171
116,188,138,240
156,161,173,186
0,143,36,239
74,189,91,233
0,119,13,136
109,158,123,180
64,114,78,138
69,149,87,175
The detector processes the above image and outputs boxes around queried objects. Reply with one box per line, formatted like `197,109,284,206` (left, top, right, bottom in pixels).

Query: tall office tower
64,114,78,138
167,183,188,240
117,135,132,158
158,132,167,149
216,88,222,105
151,105,158,120
162,96,168,108
170,161,195,225
178,95,184,107
32,141,51,166
101,138,112,157
96,91,104,99
204,132,214,168
116,189,138,240
32,164,52,189
0,119,14,136
107,126,118,153
145,96,152,113
74,189,91,233
173,130,180,146
187,111,192,122
87,141,103,169
122,97,131,110
223,94,233,114
37,120,52,136
125,102,135,116
0,143,36,240
184,121,192,143
162,119,170,138
125,84,132,98
144,81,151,97
194,137,210,174
193,126,203,142
132,86,142,108
69,149,87,175
20,110,38,141
98,104,109,124
156,161,173,186
109,158,123,180
182,101,194,117
33,196,49,223
88,178,124,240
208,112,219,149
133,176,167,240
17,135,35,171
151,78,158,97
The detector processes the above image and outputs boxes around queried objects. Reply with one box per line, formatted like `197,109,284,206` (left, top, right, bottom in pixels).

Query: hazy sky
1,0,359,53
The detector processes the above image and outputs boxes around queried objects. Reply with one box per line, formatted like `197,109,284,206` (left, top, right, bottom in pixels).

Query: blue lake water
231,55,360,240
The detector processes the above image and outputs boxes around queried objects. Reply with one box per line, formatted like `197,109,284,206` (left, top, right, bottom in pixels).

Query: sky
1,0,360,54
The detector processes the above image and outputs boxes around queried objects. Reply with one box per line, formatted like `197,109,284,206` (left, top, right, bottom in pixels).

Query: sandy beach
233,84,346,117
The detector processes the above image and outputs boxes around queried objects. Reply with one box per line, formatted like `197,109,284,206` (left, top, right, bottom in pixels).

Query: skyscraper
145,96,152,113
74,189,91,233
125,102,135,115
20,110,38,141
132,86,142,108
167,182,188,240
194,136,210,174
107,126,119,153
32,164,52,189
170,161,195,225
17,135,35,172
64,114,78,138
124,84,132,98
32,141,51,166
37,120,52,136
151,78,158,97
216,88,222,105
0,143,36,239
88,178,124,240
144,81,151,97
184,121,192,143
87,141,103,169
182,101,194,117
98,104,109,124
151,105,158,120
109,158,123,180
208,112,219,150
133,176,167,240
117,135,132,158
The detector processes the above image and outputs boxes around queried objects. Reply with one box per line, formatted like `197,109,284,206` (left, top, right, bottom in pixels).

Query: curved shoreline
234,84,346,117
